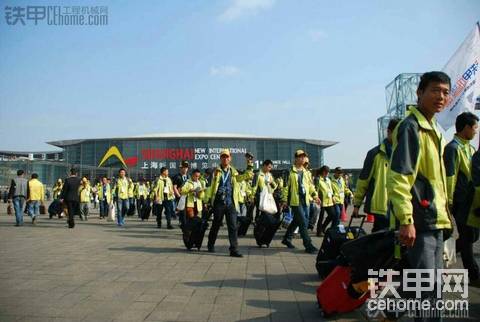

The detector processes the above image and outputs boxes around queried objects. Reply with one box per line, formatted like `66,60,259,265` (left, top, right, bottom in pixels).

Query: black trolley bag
253,212,282,248
340,229,408,284
316,214,367,279
127,202,136,217
237,215,252,237
142,203,152,220
48,199,63,218
183,216,209,250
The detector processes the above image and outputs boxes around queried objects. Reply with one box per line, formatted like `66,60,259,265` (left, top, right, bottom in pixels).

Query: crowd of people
6,148,355,257
5,70,480,319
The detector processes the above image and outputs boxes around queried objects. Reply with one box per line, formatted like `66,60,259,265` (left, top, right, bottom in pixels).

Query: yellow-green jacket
79,184,91,203
276,177,284,191
207,165,254,212
387,106,451,231
200,175,211,204
135,183,149,199
316,176,334,207
253,170,278,195
467,150,480,228
238,180,250,204
53,183,63,199
154,176,175,202
116,177,129,200
27,178,45,201
444,135,475,215
281,166,318,206
98,183,112,204
353,139,391,216
331,176,350,205
128,179,134,198
181,179,206,211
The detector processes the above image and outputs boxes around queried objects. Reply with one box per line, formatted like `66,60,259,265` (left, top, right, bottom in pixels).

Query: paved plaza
0,203,479,322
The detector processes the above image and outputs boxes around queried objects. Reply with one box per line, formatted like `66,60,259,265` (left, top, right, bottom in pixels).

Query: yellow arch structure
98,146,128,168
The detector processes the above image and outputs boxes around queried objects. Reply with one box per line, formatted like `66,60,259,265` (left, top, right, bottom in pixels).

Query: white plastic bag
443,236,456,268
108,203,116,222
176,195,186,211
259,188,277,214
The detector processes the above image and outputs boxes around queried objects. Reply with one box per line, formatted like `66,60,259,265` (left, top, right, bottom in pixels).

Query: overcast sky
1,0,479,167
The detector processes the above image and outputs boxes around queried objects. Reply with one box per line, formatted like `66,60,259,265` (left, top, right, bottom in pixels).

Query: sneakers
305,246,318,254
167,225,174,229
230,251,243,258
281,239,295,249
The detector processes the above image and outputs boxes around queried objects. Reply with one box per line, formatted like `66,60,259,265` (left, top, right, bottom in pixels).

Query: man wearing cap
330,167,351,228
173,161,190,228
115,168,130,227
281,150,320,253
353,118,399,232
206,149,254,257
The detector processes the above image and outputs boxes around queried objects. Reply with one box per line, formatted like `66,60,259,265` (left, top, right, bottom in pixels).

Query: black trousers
317,205,337,233
157,200,174,227
66,200,80,228
208,202,238,252
456,221,480,281
136,197,145,218
246,201,255,221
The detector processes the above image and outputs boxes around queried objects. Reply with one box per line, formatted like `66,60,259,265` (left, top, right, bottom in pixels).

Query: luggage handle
347,214,366,238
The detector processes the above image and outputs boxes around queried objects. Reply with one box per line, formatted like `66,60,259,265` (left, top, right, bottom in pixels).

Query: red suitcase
316,266,369,317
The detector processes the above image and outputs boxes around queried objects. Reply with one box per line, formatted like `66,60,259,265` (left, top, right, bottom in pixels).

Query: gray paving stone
3,207,479,322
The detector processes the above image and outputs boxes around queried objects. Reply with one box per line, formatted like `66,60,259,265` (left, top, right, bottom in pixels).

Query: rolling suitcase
183,217,209,250
254,213,281,248
316,266,369,317
316,215,366,279
237,215,252,237
48,200,63,218
142,204,152,220
127,203,136,216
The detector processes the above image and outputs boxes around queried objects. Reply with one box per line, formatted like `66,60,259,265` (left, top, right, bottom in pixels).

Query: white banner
437,23,480,131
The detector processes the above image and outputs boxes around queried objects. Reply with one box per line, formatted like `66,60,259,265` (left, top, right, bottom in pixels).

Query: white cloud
209,65,240,77
309,29,328,42
219,0,275,22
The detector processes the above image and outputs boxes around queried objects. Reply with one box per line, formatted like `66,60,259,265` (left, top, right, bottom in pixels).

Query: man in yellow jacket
181,169,206,219
331,167,350,225
315,165,335,236
252,159,277,220
128,178,135,216
154,167,175,229
280,150,320,253
115,169,130,226
444,112,479,286
26,173,44,225
386,71,452,318
79,177,91,221
98,176,112,219
135,179,149,220
353,118,400,232
206,149,254,257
